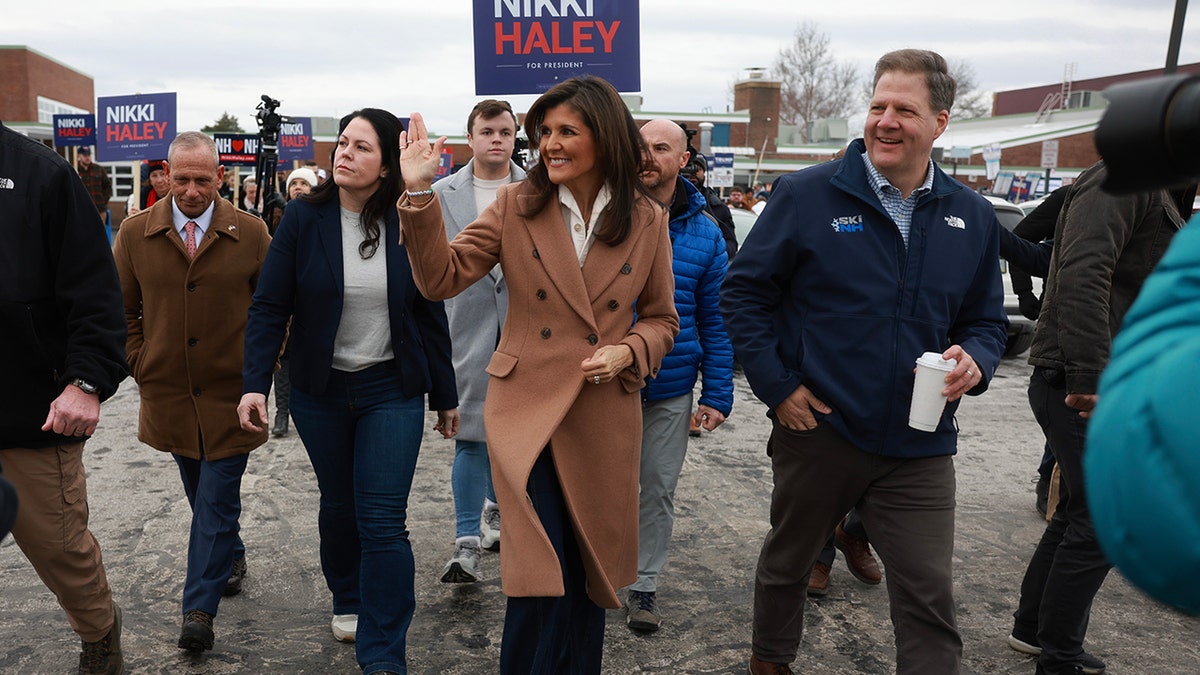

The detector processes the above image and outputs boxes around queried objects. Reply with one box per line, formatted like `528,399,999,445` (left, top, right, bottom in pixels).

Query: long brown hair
520,76,654,246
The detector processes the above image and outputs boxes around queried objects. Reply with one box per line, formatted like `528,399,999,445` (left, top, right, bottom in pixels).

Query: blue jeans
500,449,604,674
451,439,497,539
290,362,424,675
173,451,248,616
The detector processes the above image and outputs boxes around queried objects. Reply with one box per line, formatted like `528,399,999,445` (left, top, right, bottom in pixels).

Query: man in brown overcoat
112,131,270,653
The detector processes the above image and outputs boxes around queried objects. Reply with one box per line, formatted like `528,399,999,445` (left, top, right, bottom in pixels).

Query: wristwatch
71,378,100,395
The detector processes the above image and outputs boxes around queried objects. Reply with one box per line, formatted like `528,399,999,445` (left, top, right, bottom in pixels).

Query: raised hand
399,112,447,193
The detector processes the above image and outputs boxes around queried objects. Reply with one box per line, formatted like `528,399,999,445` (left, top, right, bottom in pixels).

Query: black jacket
1029,162,1185,394
0,121,128,449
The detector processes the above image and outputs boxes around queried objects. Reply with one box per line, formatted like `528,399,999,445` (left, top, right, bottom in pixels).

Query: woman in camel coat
397,77,678,673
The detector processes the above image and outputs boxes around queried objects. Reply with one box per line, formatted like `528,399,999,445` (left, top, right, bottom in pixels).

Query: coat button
540,327,552,339
586,334,598,345
607,300,619,310
187,337,198,346
536,289,547,300
532,248,540,259
192,387,201,396
620,263,632,274
187,282,197,291
496,286,503,294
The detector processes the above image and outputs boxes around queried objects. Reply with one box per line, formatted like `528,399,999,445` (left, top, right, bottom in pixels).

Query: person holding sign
397,76,678,674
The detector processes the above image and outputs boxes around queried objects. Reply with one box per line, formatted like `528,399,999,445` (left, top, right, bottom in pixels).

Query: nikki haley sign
96,92,176,161
474,0,640,95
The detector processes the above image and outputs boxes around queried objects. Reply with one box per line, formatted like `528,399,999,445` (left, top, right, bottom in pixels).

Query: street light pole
1166,0,1188,74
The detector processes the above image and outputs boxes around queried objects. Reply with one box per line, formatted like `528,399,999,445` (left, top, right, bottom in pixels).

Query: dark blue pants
173,451,248,616
500,449,605,675
1014,368,1113,670
290,362,424,675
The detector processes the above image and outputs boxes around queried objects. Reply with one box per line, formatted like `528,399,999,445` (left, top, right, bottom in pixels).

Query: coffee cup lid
916,352,957,370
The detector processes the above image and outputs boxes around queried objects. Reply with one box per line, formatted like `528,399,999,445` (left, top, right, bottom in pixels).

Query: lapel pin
228,225,237,232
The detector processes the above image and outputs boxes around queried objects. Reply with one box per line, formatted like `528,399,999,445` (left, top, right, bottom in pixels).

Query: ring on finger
593,375,600,385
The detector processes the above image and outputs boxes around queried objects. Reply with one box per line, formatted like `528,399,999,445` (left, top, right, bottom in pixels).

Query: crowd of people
2,47,1196,675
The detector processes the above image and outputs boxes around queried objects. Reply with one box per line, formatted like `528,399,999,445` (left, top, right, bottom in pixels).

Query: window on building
712,123,731,147
37,96,87,124
108,164,134,199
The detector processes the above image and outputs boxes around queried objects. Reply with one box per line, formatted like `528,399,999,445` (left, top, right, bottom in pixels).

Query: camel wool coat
399,184,678,609
113,196,270,460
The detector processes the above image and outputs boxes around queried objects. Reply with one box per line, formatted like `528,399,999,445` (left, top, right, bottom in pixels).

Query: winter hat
287,167,318,188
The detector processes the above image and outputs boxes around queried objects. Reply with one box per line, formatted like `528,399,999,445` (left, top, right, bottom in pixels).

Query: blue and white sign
96,92,176,161
213,134,259,166
279,117,314,161
709,152,735,189
53,114,95,147
473,0,641,95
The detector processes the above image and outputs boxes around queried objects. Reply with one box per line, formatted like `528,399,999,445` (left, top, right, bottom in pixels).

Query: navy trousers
500,449,605,674
173,451,248,616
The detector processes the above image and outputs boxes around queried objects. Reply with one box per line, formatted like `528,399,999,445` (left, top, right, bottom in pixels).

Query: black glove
1018,292,1042,321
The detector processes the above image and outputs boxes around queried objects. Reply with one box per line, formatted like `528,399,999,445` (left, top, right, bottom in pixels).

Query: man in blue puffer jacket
722,50,1007,675
624,119,734,635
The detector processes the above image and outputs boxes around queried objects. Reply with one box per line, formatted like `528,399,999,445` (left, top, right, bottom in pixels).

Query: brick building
0,45,94,135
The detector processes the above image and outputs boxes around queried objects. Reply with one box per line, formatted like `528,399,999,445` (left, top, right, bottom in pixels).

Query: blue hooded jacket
721,139,1007,458
1086,217,1200,616
643,178,734,415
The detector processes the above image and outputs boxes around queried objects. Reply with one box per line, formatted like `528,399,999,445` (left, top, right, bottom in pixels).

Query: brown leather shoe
749,654,795,675
834,519,882,585
806,561,831,596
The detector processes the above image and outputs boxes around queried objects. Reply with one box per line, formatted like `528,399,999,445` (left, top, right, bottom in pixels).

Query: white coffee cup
909,352,958,432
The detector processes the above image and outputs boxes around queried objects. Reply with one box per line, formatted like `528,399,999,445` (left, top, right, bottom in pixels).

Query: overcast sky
7,1,1199,136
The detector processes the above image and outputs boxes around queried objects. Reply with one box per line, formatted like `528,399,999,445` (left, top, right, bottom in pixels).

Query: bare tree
771,22,861,141
946,58,991,119
859,56,992,120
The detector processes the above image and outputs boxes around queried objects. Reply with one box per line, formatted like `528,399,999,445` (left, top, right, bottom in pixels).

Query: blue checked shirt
862,152,935,248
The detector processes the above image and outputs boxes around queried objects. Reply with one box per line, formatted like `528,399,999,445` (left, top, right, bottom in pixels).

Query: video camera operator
678,126,737,260
254,95,289,233
1079,74,1200,619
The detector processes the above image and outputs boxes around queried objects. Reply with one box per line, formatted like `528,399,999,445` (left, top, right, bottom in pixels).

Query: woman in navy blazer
238,108,457,675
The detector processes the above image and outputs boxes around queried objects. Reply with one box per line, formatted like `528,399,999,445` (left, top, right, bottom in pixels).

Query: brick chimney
733,69,781,155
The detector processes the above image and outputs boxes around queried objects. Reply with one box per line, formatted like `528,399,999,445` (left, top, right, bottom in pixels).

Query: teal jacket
1086,217,1200,616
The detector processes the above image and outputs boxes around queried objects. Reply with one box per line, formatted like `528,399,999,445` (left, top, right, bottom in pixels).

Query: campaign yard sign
53,114,95,147
214,134,259,166
436,150,454,179
96,92,176,161
473,0,641,95
279,117,314,162
709,153,734,189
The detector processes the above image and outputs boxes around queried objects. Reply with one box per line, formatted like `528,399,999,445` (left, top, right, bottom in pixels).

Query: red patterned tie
184,220,197,258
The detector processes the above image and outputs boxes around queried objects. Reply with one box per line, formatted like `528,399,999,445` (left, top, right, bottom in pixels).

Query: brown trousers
752,421,962,674
1,442,115,642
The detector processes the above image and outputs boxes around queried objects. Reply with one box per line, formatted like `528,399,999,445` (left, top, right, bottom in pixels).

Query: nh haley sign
473,0,641,95
213,134,259,166
96,92,176,161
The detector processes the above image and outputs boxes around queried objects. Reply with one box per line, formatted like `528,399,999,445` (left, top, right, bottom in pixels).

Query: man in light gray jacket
434,99,526,584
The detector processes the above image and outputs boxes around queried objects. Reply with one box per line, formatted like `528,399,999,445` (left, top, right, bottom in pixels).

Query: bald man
624,119,734,633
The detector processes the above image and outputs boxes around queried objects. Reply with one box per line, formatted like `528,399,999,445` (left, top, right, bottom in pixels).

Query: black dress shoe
271,415,289,437
178,609,214,651
1035,474,1050,516
223,556,247,597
